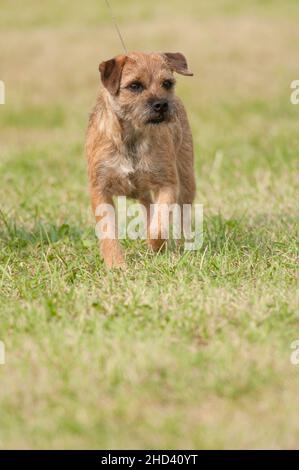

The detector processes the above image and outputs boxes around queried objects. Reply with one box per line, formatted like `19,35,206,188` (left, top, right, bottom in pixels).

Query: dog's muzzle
147,99,170,124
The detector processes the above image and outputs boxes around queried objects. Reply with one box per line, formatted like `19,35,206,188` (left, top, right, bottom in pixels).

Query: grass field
0,0,298,449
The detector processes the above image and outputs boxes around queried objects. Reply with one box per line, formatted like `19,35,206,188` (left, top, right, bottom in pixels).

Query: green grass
0,105,65,129
0,0,298,449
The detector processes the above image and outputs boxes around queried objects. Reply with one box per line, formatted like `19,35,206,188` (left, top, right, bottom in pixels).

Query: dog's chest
103,138,153,195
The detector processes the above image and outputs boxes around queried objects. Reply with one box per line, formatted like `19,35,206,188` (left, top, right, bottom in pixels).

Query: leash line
104,0,128,54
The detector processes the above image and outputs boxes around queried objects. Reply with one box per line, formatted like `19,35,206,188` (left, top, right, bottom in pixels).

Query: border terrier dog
86,51,196,267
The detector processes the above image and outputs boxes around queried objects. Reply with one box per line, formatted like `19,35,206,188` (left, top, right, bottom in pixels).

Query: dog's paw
148,238,167,252
104,249,126,269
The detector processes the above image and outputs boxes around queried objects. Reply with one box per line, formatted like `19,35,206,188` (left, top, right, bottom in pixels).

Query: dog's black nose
152,100,169,113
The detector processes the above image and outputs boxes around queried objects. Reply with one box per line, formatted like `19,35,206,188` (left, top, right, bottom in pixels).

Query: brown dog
86,51,196,267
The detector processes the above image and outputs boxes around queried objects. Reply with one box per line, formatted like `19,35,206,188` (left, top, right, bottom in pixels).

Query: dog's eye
162,80,174,90
128,81,144,92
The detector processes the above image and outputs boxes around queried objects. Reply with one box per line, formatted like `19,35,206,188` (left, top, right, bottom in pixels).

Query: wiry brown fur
86,51,196,267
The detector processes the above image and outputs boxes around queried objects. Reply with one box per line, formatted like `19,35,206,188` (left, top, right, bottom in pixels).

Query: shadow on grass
0,210,94,249
0,210,295,254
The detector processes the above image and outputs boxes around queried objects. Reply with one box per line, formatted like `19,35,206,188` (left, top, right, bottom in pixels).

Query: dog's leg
90,187,125,268
139,191,153,245
148,186,177,252
177,145,196,245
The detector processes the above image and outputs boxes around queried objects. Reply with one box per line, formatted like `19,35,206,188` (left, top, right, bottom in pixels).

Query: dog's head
99,51,193,128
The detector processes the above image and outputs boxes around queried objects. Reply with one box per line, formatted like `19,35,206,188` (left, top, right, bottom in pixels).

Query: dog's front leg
149,186,178,252
90,187,125,268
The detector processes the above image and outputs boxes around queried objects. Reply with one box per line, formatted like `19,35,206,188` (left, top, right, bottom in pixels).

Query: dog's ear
162,52,193,76
99,55,127,95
